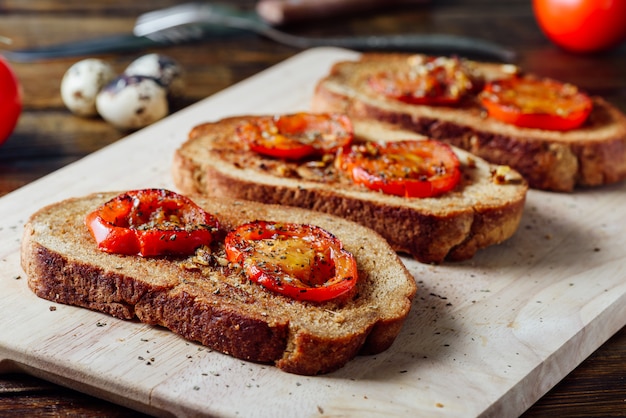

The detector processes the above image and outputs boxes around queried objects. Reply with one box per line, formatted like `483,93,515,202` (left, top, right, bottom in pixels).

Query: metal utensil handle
1,35,159,62
261,28,516,62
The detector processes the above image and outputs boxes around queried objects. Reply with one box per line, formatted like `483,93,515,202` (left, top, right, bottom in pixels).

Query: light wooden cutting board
1,47,625,418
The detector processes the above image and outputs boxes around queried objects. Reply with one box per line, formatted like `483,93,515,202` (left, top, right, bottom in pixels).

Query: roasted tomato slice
479,75,593,131
336,140,461,198
368,56,479,105
85,189,219,256
236,112,353,160
225,221,358,303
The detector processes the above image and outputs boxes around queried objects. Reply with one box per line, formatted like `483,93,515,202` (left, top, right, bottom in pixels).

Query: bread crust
311,54,626,192
21,193,416,375
172,116,528,264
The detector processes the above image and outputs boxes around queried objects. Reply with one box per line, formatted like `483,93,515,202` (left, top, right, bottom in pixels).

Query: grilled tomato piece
336,139,461,198
85,189,219,256
479,75,593,130
368,56,480,105
236,112,353,160
225,221,358,303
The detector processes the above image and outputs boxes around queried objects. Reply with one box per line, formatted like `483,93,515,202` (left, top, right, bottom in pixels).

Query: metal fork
1,3,515,63
134,3,516,62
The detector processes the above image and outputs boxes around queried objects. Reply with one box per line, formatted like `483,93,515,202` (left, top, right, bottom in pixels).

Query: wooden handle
256,0,428,26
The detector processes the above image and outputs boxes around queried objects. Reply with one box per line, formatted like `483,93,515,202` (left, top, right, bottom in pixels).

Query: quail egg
124,53,184,99
60,58,115,116
95,75,168,130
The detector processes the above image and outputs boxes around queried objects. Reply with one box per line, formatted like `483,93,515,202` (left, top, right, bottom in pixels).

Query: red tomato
479,75,593,131
0,55,22,145
368,56,478,106
533,0,626,53
336,140,461,198
85,189,219,256
236,113,353,160
225,221,358,303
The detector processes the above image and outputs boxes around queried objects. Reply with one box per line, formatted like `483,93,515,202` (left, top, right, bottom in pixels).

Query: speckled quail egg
95,75,168,130
60,58,115,116
124,53,184,99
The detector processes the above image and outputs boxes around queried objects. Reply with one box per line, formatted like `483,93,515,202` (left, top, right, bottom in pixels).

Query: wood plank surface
1,47,625,417
2,1,626,416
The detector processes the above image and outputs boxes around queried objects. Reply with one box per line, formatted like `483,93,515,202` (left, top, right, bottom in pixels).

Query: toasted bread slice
172,116,528,264
311,53,626,192
21,192,416,376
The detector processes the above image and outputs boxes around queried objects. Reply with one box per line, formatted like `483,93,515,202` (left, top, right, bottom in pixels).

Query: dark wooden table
1,0,625,416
